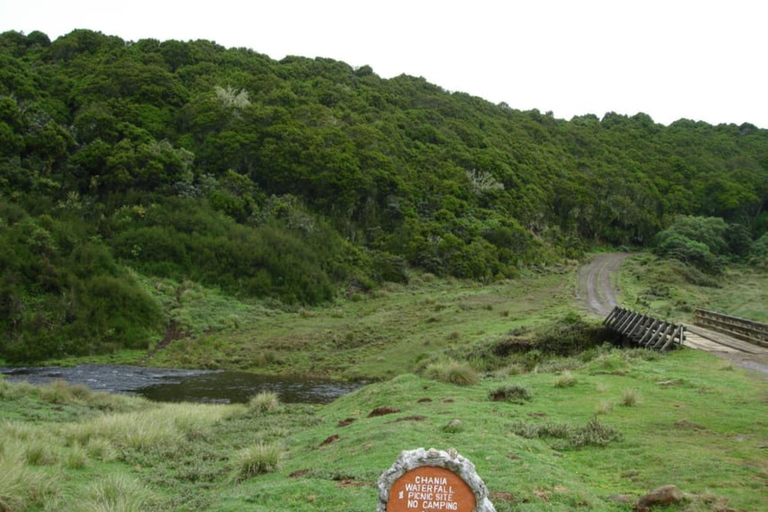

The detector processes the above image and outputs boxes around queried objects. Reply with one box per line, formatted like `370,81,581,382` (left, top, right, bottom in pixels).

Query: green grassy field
44,267,581,381
618,254,768,324
2,346,766,512
4,255,767,512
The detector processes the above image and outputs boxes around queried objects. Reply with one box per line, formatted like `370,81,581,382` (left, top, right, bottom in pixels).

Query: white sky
2,0,766,127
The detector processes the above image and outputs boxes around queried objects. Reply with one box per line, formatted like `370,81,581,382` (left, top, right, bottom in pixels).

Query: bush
510,418,622,449
489,385,532,404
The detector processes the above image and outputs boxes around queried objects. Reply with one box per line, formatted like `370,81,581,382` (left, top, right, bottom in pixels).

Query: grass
619,254,768,323
249,391,280,413
75,474,156,512
3,261,768,511
423,360,479,385
554,371,578,388
231,442,284,481
1,340,768,511
128,270,580,380
620,388,641,407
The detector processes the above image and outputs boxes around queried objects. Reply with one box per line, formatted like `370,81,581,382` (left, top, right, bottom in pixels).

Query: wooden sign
377,448,496,512
387,466,475,512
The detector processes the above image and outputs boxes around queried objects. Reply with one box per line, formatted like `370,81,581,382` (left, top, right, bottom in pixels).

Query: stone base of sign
377,447,497,512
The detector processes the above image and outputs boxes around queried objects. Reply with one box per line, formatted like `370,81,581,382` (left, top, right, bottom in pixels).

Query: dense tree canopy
1,29,767,360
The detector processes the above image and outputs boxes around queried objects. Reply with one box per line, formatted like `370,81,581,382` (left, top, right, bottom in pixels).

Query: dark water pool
0,364,361,404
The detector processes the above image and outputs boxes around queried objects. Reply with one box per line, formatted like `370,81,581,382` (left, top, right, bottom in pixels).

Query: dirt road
577,252,631,317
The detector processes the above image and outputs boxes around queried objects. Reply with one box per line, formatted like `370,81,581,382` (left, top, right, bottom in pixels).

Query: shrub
232,443,283,481
249,392,280,413
569,418,623,448
423,361,479,386
489,384,532,404
510,418,622,449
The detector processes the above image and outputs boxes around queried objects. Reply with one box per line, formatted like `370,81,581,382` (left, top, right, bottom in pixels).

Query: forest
1,29,767,361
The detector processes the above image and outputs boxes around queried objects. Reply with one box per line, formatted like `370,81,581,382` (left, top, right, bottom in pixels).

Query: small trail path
577,252,631,317
576,253,768,376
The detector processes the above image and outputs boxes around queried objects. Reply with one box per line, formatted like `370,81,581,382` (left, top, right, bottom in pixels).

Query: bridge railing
603,307,685,351
693,309,768,348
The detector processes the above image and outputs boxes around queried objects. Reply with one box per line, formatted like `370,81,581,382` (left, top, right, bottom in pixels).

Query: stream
0,364,362,404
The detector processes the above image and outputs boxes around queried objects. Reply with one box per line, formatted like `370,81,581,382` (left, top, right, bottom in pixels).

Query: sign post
377,448,496,512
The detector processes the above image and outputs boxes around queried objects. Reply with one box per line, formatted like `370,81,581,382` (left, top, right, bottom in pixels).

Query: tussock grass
423,360,479,386
594,400,614,415
85,438,118,462
74,474,155,512
554,371,578,388
0,421,38,442
249,391,280,413
0,453,59,512
65,403,233,452
64,442,88,469
23,440,57,466
621,388,641,407
232,442,283,481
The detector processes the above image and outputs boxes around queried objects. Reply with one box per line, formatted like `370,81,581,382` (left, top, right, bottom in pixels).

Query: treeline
1,29,767,360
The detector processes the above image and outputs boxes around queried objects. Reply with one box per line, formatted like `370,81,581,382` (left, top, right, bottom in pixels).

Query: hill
1,29,767,361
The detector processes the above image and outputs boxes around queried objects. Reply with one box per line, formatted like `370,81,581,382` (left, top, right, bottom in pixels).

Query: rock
607,494,634,504
636,485,683,510
318,434,339,447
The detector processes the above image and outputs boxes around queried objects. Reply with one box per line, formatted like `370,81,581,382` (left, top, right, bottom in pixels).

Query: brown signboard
386,466,476,512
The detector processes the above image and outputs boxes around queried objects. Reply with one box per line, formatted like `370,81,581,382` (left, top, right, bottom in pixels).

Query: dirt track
577,253,631,317
577,253,768,376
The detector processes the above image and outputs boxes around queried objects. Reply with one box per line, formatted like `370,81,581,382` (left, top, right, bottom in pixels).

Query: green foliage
489,384,532,403
1,28,767,359
652,216,744,274
510,417,623,449
750,233,768,268
0,204,163,362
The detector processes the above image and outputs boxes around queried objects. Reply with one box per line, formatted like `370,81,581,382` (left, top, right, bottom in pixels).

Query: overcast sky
2,0,765,128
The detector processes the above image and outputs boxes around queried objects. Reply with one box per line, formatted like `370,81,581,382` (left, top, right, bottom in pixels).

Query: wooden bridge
693,309,768,349
603,307,685,351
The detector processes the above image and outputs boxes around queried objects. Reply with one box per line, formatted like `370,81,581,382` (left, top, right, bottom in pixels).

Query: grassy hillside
2,347,766,512
619,254,768,324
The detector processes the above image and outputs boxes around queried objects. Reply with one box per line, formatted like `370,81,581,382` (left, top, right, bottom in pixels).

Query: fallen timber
603,307,685,350
693,309,768,349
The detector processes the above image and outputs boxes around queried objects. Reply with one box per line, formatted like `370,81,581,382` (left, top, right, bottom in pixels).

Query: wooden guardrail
693,309,768,348
604,307,685,351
